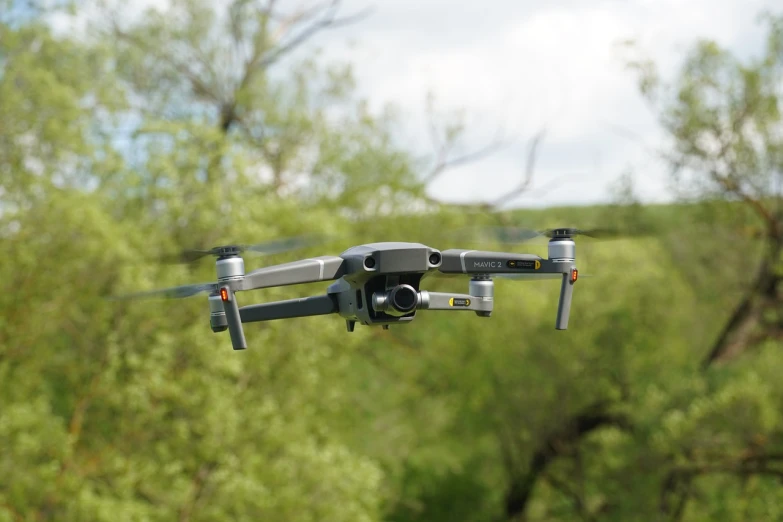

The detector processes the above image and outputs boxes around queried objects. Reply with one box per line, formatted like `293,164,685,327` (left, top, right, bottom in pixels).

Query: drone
117,228,593,351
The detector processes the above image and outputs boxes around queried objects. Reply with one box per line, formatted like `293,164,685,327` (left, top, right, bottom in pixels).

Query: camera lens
364,256,376,269
428,252,441,265
390,284,417,313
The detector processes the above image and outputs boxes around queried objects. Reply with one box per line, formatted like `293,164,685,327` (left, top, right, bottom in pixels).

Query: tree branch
661,449,783,520
504,401,629,521
544,471,594,522
702,241,782,368
109,19,223,108
491,129,546,209
421,93,511,188
705,107,782,241
260,0,373,71
708,167,781,241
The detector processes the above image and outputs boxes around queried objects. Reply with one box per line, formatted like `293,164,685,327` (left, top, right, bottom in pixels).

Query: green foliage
3,4,783,522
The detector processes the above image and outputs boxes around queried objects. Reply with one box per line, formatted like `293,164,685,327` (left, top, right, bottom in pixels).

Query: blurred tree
624,11,783,368
6,2,783,522
84,0,428,242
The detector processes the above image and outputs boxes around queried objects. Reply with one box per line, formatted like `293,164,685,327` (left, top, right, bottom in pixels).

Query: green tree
624,11,783,368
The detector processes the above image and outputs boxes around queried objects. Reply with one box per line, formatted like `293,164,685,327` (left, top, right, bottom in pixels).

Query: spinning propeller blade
162,235,321,264
110,282,218,300
538,227,619,239
447,225,650,246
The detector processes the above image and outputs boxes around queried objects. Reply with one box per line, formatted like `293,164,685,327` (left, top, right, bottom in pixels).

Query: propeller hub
215,245,243,259
546,228,580,239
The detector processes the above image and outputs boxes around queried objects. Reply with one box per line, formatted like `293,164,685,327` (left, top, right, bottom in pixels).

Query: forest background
1,1,782,521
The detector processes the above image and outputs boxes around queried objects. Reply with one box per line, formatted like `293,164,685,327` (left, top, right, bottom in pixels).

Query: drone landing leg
556,273,575,330
220,286,248,351
239,294,338,323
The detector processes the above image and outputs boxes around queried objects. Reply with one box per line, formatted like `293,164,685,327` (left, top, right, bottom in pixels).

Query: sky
303,0,778,208
49,0,780,208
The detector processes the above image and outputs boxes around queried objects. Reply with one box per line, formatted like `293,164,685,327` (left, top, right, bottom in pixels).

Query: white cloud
309,0,778,206
45,0,780,207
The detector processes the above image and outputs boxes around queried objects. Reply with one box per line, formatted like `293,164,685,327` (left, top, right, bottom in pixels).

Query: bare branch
423,141,508,185
421,94,510,187
491,129,546,209
259,0,373,71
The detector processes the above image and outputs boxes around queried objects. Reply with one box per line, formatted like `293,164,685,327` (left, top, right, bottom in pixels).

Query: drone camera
363,256,376,270
390,284,418,313
372,284,422,317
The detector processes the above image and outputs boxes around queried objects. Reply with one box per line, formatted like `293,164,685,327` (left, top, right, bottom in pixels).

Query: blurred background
1,0,782,520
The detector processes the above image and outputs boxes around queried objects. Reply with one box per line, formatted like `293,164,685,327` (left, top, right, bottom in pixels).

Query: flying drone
117,228,597,351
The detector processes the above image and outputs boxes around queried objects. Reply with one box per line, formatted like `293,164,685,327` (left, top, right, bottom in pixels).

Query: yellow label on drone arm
449,297,471,307
513,259,542,270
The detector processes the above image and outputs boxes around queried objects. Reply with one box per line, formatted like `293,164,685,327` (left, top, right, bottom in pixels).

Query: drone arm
439,249,567,275
238,256,346,291
239,294,338,323
421,291,493,314
439,249,579,330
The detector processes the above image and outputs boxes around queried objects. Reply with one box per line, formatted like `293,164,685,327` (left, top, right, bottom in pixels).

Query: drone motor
468,276,494,317
216,252,245,281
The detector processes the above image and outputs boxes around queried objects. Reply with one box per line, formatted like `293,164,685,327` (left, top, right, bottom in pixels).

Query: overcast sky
303,0,778,208
51,0,781,208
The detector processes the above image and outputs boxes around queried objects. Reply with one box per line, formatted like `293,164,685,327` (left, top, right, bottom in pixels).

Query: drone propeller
162,235,321,264
446,225,649,247
110,282,218,301
538,227,619,239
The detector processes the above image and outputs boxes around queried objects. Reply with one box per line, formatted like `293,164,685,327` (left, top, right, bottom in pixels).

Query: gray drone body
195,234,579,351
